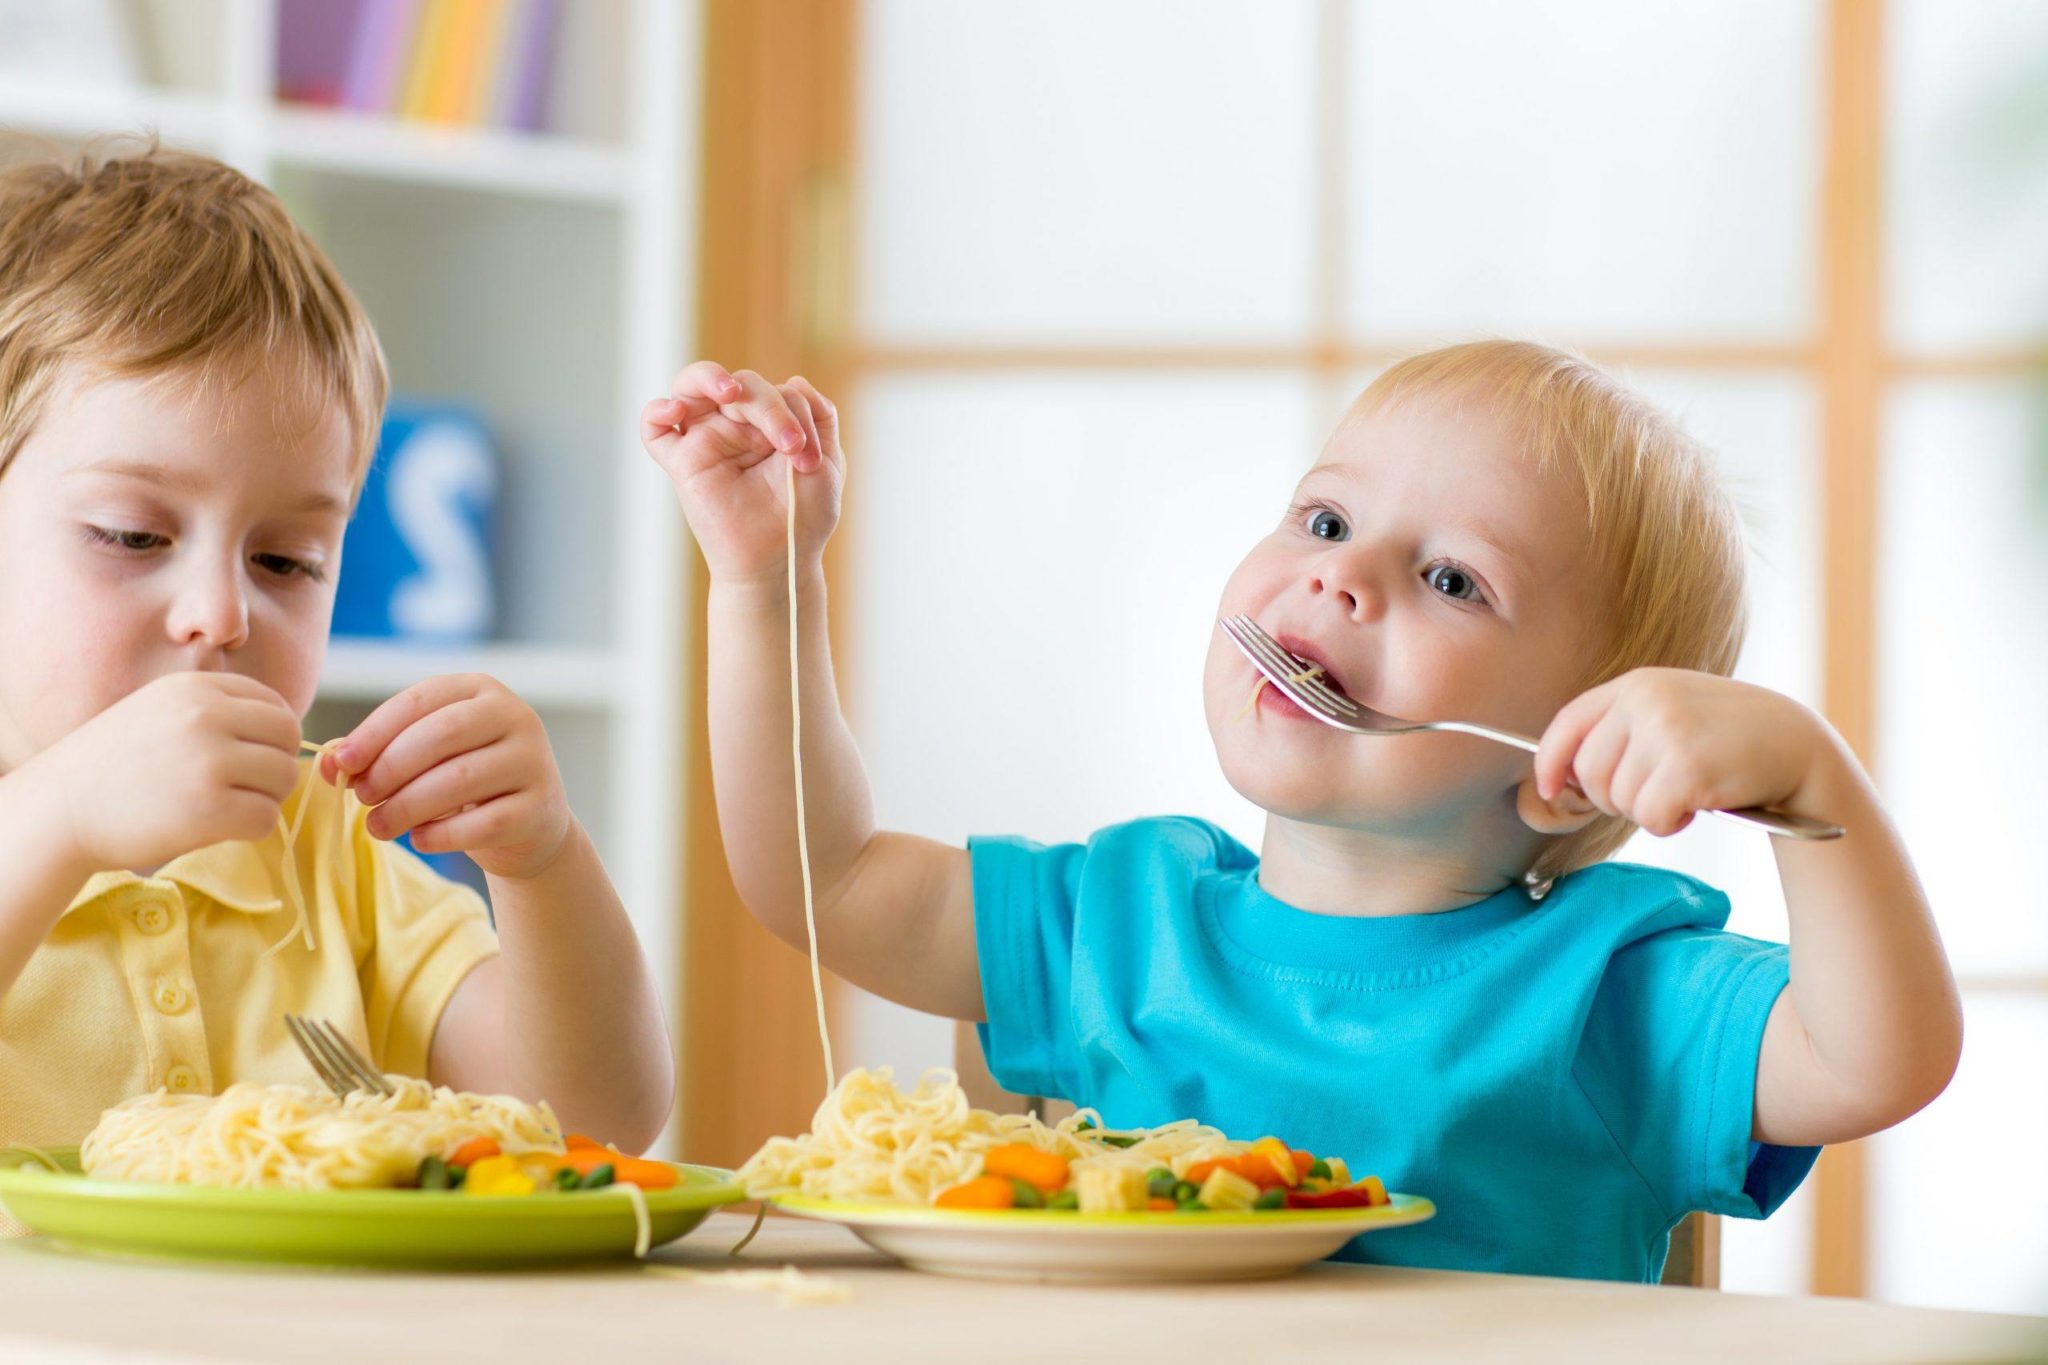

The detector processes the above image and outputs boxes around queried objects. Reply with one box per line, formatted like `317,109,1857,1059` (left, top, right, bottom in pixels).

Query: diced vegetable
983,1143,1071,1195
446,1136,501,1169
1146,1174,1178,1199
1325,1157,1350,1186
1171,1180,1198,1204
1007,1178,1044,1209
1146,1197,1176,1211
1284,1186,1375,1210
1098,1134,1140,1149
552,1167,581,1191
935,1175,1016,1210
1177,1198,1207,1212
1076,1164,1149,1213
1046,1189,1080,1211
564,1134,604,1151
1251,1137,1301,1188
417,1155,451,1191
1254,1188,1288,1211
579,1163,616,1190
1197,1167,1262,1211
547,1148,679,1190
1357,1175,1388,1207
1306,1158,1331,1181
462,1155,535,1196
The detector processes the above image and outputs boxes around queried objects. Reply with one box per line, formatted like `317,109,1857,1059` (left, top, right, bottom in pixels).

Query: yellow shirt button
153,980,190,1015
134,904,173,935
164,1065,201,1093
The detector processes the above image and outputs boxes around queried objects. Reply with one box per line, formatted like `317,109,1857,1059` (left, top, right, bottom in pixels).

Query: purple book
494,0,559,132
342,0,424,113
277,0,371,106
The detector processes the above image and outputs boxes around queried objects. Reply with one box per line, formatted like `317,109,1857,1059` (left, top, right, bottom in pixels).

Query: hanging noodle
788,461,835,1091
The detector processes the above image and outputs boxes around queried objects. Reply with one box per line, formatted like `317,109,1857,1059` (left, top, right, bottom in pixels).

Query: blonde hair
1351,341,1747,885
0,137,386,488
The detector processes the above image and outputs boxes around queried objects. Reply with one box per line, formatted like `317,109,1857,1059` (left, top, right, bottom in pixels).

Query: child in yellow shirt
0,142,671,1153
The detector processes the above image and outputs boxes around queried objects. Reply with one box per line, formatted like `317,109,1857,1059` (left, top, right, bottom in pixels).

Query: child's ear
1515,776,1600,835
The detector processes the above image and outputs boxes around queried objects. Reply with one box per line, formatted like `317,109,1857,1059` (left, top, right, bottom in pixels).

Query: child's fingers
347,697,506,807
226,737,304,802
1566,710,1632,816
719,369,810,454
363,741,522,842
408,792,535,855
333,675,485,780
778,382,824,472
1532,681,1617,800
1632,764,1700,838
1605,737,1661,826
222,694,303,754
786,376,842,465
667,360,744,410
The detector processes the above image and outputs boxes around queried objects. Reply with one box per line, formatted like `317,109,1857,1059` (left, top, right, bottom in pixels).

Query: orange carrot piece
553,1148,678,1189
935,1175,1016,1210
1291,1150,1316,1177
446,1136,500,1168
982,1143,1071,1194
564,1134,604,1151
1147,1197,1176,1211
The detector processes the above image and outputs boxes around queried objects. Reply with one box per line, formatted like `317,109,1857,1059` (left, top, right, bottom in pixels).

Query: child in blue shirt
642,342,1961,1282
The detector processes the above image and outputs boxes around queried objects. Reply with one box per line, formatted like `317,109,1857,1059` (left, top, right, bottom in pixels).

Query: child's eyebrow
1448,514,1532,581
76,458,345,516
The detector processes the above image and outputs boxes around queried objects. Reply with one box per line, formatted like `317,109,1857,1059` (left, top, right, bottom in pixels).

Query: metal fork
1220,615,1843,841
285,1015,397,1100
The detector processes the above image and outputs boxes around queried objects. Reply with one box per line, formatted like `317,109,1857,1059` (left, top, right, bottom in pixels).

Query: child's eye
1424,562,1485,604
1305,508,1349,541
84,525,167,552
253,553,324,582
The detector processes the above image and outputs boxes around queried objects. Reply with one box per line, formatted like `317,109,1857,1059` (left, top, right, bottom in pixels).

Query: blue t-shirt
971,816,1818,1282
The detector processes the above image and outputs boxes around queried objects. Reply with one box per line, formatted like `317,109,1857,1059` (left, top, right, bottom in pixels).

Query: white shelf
269,106,630,203
319,640,622,709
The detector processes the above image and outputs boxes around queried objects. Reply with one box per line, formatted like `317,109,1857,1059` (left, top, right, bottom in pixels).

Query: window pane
836,370,1322,1069
1342,0,1821,344
1879,379,2048,976
1887,0,2048,352
857,1,1320,345
1868,992,2048,1314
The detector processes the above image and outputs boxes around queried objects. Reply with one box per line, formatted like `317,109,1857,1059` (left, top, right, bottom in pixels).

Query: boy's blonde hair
1352,341,1747,886
0,138,386,487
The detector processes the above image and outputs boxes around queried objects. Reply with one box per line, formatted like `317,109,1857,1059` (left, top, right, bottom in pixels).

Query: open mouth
1272,632,1351,698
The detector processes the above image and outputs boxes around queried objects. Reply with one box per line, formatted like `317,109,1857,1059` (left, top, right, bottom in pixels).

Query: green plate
0,1147,745,1269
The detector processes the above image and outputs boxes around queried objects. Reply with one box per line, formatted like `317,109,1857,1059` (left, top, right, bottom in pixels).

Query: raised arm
643,363,982,1021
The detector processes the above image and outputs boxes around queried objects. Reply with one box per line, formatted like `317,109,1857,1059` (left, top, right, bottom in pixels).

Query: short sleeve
355,836,499,1079
970,833,1088,1102
1576,927,1820,1221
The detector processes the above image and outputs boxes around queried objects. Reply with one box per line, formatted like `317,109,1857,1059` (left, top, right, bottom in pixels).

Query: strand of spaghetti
788,458,834,1092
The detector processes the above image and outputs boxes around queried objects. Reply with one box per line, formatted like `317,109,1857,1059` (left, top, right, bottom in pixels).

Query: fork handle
1435,722,1845,840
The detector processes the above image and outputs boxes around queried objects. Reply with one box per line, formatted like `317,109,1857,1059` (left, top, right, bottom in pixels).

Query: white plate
775,1193,1436,1283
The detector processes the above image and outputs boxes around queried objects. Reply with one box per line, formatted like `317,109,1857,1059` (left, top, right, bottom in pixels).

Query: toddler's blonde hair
0,137,386,488
1351,340,1747,886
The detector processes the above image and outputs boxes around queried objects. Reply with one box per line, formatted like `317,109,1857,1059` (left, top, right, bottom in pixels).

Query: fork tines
285,1014,396,1099
1221,615,1362,717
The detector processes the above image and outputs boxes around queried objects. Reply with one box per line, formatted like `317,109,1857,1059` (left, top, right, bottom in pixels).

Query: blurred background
2,0,2043,1317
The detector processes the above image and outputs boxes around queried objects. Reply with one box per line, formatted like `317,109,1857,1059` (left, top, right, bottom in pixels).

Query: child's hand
1531,668,1831,836
639,360,844,583
31,672,302,872
322,674,572,880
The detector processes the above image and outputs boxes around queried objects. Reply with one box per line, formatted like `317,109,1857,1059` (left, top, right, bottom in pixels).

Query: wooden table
0,1211,2041,1364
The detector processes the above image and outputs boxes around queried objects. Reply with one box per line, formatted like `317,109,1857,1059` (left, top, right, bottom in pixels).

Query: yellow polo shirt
0,763,499,1149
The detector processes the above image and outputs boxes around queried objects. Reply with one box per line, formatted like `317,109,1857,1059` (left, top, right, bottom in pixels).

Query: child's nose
1308,553,1386,623
166,562,251,652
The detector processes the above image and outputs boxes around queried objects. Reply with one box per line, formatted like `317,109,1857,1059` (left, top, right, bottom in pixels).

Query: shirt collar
65,838,287,918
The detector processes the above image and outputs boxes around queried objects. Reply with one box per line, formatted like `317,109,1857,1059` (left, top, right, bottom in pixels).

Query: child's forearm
1769,729,1962,1139
0,762,96,1001
484,822,674,1146
706,565,879,940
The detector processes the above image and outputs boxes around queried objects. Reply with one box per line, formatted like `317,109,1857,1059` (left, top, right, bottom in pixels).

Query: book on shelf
277,0,560,134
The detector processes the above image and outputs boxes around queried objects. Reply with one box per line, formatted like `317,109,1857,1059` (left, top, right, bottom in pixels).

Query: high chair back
951,1024,1722,1289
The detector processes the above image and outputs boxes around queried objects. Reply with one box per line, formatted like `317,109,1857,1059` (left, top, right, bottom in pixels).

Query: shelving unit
0,0,701,1148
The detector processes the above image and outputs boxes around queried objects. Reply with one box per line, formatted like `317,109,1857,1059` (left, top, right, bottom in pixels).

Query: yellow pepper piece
1325,1157,1351,1187
1357,1174,1388,1207
1250,1136,1300,1188
462,1154,536,1196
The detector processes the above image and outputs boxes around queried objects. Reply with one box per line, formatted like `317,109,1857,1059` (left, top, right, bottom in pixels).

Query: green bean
1147,1175,1178,1199
417,1155,450,1191
579,1163,616,1190
553,1167,581,1191
1046,1190,1080,1211
1176,1198,1208,1212
1254,1188,1287,1211
1171,1180,1198,1203
1008,1178,1044,1209
1306,1158,1331,1181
